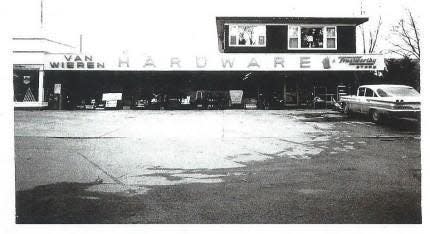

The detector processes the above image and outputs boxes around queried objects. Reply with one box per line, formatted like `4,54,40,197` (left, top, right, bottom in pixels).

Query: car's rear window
379,87,419,97
376,89,390,97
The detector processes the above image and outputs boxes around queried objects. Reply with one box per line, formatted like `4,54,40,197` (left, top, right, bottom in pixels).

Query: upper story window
288,25,337,50
229,24,266,47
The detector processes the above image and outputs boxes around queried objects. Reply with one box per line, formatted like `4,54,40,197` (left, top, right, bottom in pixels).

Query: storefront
13,17,385,110
12,37,75,109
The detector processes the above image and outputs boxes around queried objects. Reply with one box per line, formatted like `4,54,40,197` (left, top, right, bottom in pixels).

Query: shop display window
13,69,39,102
229,25,266,47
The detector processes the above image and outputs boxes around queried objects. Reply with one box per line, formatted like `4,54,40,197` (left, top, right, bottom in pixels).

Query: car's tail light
394,105,413,109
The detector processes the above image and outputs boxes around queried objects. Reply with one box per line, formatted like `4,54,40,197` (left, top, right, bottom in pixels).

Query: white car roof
359,84,413,89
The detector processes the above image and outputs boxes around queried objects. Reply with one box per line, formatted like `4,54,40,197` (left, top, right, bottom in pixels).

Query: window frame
228,24,267,47
287,25,337,50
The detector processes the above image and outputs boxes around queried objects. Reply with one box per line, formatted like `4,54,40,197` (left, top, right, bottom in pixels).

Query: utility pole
80,34,83,53
40,0,44,29
360,0,366,16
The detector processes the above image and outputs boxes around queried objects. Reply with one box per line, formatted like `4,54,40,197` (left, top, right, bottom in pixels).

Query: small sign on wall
229,90,243,105
23,76,31,85
54,84,61,94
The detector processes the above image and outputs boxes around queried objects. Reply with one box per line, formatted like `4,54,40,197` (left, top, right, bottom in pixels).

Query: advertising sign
102,93,122,101
54,83,61,94
229,90,243,104
23,76,31,85
44,53,385,71
105,100,118,108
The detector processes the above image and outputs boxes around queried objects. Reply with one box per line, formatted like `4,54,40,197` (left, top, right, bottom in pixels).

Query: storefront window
13,69,39,102
301,27,324,48
288,25,337,50
229,25,266,47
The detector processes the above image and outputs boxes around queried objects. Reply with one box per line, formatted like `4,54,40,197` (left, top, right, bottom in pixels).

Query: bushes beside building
382,58,420,91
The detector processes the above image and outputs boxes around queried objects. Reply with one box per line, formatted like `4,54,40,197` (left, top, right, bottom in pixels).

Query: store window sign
54,84,61,94
23,76,31,85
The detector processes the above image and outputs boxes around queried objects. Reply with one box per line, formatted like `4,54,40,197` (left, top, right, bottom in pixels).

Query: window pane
289,38,298,48
230,35,237,45
327,38,336,48
376,89,390,97
327,27,336,37
365,89,375,97
384,87,420,96
13,71,39,102
289,26,299,38
258,36,265,45
229,25,266,46
301,27,323,48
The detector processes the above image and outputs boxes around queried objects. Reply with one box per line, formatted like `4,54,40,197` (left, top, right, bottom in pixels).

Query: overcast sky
9,0,423,56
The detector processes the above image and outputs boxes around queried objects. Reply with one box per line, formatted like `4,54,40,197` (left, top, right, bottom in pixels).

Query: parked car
194,90,228,110
243,98,258,109
340,84,420,123
166,97,181,110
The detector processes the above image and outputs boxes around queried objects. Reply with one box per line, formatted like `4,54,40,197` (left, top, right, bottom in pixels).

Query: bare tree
242,26,255,45
390,9,421,60
360,16,382,54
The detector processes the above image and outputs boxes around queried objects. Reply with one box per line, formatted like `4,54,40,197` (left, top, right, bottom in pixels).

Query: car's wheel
344,104,352,117
370,109,383,124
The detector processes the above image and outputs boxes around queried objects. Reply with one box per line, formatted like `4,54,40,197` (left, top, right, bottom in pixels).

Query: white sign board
102,93,122,101
44,53,385,71
54,83,61,94
229,90,243,104
105,100,118,108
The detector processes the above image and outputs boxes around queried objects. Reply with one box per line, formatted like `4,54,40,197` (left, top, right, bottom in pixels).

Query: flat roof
216,16,369,26
13,37,75,48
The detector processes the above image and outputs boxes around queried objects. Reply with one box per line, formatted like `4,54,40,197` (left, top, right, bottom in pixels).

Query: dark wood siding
337,26,356,53
266,25,288,52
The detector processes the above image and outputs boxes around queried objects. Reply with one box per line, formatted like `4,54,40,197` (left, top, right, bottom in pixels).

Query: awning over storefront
44,53,384,72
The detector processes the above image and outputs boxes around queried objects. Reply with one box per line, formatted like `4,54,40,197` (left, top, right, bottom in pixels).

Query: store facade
12,37,76,109
13,16,384,110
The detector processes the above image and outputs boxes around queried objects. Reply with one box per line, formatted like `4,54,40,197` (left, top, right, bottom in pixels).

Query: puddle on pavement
279,146,323,159
78,196,100,200
297,113,347,122
86,183,149,196
126,174,225,186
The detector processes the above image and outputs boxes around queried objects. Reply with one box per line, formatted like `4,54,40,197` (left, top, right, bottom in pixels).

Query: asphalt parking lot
14,110,421,223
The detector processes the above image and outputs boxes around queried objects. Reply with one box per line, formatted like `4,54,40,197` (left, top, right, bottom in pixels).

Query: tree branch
408,10,421,59
370,16,382,53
